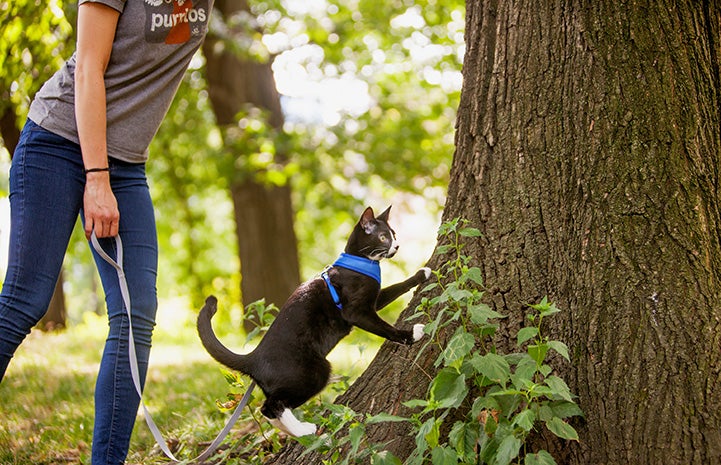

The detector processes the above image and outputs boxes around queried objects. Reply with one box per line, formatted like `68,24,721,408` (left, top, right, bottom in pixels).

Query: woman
0,0,213,463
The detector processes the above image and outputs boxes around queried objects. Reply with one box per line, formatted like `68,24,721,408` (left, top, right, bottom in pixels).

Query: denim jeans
0,119,158,465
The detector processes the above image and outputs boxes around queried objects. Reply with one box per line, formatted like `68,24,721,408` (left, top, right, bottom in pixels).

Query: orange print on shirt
165,0,193,44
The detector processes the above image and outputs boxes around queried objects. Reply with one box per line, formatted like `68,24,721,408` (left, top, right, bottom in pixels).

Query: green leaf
459,227,482,237
494,432,522,465
420,417,442,449
512,409,536,432
550,400,585,419
445,283,474,302
545,417,579,441
221,368,240,386
545,375,573,402
470,353,511,387
430,368,468,409
436,244,456,255
349,423,366,457
468,303,505,325
540,301,562,317
441,329,476,367
402,399,429,409
517,327,539,346
539,364,553,377
463,266,484,285
449,421,480,460
371,450,403,465
514,355,539,380
421,282,439,293
366,412,410,424
538,405,555,422
431,446,459,464
528,385,554,399
525,450,558,465
547,340,570,361
530,298,561,317
528,343,549,366
529,296,549,311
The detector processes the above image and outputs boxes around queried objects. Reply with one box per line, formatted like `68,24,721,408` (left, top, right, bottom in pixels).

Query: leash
91,232,256,463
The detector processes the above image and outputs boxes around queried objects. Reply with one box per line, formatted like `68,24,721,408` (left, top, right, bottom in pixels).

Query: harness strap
321,269,342,310
91,232,255,463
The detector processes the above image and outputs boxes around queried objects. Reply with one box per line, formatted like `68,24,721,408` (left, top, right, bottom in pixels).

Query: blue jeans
0,119,158,465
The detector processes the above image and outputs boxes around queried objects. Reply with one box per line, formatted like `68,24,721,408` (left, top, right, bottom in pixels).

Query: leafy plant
402,219,583,465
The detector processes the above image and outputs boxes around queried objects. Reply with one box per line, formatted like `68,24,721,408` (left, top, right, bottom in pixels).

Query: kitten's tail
197,295,252,373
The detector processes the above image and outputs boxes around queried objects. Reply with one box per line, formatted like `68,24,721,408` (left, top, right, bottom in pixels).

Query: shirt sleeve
78,0,126,13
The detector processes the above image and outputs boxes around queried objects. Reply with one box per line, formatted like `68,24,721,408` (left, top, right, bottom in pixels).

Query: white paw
277,409,317,437
413,324,425,342
293,421,318,437
420,267,432,280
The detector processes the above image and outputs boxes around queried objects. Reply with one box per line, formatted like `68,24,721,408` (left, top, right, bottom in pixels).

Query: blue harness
321,253,381,310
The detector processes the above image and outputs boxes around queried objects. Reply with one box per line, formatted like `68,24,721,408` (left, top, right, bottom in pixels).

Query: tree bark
37,272,67,332
203,0,300,315
269,1,721,464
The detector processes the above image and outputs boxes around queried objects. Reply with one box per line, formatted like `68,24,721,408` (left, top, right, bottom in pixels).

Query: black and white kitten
197,206,430,436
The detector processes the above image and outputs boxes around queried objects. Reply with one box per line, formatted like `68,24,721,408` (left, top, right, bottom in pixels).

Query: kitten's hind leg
263,400,317,437
269,409,317,437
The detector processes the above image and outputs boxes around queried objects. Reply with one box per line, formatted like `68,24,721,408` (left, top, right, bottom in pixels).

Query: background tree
203,0,301,314
269,1,721,464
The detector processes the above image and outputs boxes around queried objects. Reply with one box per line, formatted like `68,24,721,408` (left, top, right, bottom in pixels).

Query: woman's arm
75,2,121,239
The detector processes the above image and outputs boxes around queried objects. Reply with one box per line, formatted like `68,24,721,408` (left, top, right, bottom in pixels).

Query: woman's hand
83,171,119,239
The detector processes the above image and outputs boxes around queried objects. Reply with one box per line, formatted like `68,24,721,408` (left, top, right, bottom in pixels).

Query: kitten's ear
377,206,391,222
360,207,377,234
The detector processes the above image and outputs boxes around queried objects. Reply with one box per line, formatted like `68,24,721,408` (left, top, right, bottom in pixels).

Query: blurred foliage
0,0,75,126
0,0,463,331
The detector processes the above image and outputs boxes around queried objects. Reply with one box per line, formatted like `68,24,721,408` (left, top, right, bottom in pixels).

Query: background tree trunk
203,0,300,316
269,1,721,464
37,272,66,332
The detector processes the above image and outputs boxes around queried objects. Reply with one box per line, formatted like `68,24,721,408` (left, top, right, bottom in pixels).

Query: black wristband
84,167,110,174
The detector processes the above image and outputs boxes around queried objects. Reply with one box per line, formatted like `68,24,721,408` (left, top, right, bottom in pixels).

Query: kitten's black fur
197,206,430,436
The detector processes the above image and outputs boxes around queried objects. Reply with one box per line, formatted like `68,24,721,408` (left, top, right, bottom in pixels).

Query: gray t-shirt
28,0,213,163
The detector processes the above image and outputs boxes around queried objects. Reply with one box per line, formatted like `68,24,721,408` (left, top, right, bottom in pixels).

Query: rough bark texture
449,2,721,463
203,0,300,312
270,1,721,464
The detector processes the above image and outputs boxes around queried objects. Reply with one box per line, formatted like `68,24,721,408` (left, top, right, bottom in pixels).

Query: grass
0,306,381,465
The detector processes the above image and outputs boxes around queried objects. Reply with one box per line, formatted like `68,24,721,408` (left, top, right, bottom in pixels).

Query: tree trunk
269,1,721,464
1,108,68,332
37,272,67,332
203,0,300,314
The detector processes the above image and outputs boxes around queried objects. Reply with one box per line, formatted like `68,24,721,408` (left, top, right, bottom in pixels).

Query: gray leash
91,232,256,463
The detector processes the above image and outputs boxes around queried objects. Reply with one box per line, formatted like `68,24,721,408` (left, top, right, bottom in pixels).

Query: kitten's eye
379,233,386,242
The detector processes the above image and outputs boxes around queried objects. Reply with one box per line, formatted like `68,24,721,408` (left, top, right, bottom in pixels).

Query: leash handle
90,232,255,462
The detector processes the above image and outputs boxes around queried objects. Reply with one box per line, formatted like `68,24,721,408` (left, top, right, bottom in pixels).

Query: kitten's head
345,206,399,260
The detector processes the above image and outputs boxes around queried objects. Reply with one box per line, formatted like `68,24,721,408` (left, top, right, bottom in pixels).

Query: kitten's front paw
417,267,432,281
413,324,425,342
